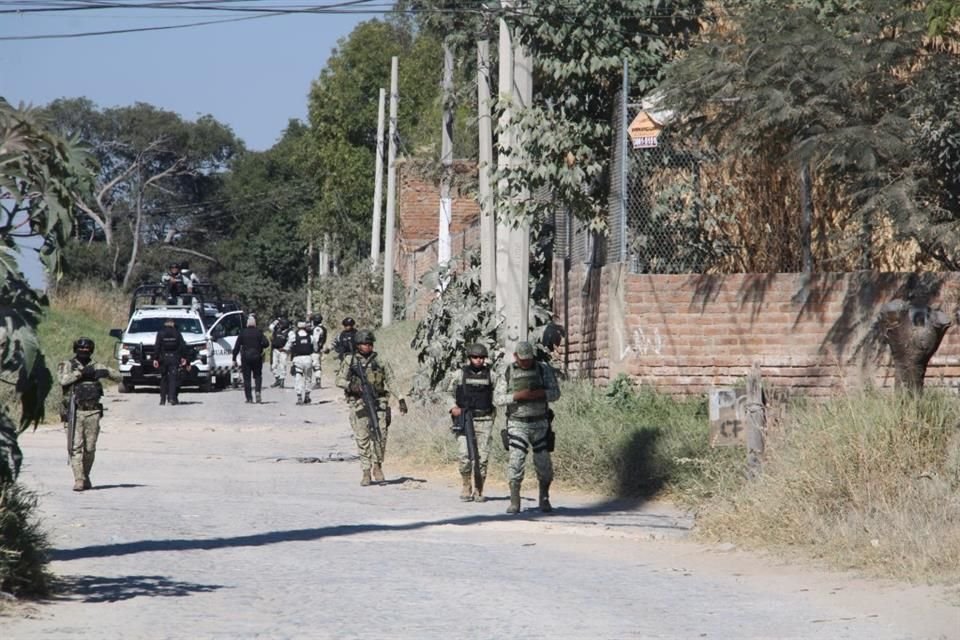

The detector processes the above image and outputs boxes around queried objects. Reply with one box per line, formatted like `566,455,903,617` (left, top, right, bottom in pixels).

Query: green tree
495,0,703,227
0,98,93,481
660,0,960,269
214,120,314,316
303,18,444,258
44,99,242,288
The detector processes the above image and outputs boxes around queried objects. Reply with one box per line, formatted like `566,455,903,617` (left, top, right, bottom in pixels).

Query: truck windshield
128,317,204,335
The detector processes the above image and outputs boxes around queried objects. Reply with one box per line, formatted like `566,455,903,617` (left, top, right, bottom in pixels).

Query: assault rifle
350,358,383,455
454,403,482,495
65,390,77,461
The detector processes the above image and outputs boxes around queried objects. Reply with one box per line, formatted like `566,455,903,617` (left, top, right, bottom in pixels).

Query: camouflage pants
310,353,322,386
457,416,494,478
348,400,388,470
505,419,553,484
291,355,313,401
271,349,288,385
66,410,101,482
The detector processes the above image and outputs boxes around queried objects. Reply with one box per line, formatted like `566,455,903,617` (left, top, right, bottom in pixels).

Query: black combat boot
255,392,262,404
506,481,521,514
539,480,552,513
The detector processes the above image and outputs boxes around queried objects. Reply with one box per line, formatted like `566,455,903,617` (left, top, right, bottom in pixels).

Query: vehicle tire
215,374,229,389
199,379,212,393
118,380,134,393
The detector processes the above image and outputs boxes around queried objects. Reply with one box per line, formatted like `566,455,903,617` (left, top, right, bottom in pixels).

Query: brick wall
553,264,960,396
395,160,481,319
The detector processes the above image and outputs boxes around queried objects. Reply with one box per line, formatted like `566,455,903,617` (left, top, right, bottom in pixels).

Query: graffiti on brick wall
620,325,664,359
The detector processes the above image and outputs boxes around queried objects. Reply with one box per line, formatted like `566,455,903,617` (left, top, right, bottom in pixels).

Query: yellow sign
628,111,662,149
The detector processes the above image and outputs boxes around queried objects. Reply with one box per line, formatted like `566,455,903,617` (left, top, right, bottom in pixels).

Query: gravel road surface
5,378,958,639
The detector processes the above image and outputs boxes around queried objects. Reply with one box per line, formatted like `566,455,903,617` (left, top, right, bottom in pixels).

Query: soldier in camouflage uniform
493,341,561,514
57,337,120,492
444,343,496,502
336,330,408,486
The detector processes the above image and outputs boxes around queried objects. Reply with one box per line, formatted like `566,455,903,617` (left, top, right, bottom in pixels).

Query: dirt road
5,378,958,639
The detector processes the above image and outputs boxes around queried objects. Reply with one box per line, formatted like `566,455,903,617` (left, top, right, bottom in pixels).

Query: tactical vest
74,380,103,410
337,330,356,356
506,362,548,420
271,329,288,349
352,353,386,397
291,331,313,356
159,331,181,356
456,366,494,415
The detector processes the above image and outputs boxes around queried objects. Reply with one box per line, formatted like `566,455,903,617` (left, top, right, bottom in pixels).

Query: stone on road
6,381,958,639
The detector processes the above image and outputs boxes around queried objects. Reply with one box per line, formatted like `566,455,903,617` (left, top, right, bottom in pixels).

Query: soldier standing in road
336,330,407,486
444,343,496,502
153,318,188,406
268,317,290,388
57,337,120,491
285,320,314,405
494,341,561,514
309,312,327,389
233,315,269,404
331,316,357,362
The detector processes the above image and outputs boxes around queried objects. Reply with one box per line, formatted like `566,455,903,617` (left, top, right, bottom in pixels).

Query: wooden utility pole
381,56,400,327
746,363,766,479
477,39,496,295
371,87,387,270
439,39,454,269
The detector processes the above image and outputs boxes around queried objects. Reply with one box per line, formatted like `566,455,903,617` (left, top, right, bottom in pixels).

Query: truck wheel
118,380,134,393
199,379,212,393
215,374,229,389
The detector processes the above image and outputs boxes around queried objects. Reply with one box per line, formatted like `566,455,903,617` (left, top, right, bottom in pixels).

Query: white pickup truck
109,304,243,393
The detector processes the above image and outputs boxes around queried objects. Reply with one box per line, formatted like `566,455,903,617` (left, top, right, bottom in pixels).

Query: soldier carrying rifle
336,330,407,486
444,343,496,502
57,337,120,492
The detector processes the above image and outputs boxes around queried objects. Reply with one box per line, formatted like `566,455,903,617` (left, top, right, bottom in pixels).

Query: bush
697,390,960,582
0,483,52,598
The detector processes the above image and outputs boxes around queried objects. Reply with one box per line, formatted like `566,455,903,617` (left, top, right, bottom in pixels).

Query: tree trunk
877,300,952,393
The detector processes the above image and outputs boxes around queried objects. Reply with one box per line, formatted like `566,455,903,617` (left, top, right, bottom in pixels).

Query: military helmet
354,329,375,345
342,316,355,327
311,313,323,324
73,337,95,354
466,343,488,357
168,262,180,271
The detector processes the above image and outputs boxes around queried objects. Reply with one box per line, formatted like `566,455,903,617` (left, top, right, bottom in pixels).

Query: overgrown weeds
0,483,52,600
697,390,960,583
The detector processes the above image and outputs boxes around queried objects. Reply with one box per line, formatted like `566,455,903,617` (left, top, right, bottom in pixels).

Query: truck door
206,311,243,386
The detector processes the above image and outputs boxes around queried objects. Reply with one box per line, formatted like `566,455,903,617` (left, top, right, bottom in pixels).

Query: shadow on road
379,476,426,486
49,498,690,562
90,484,147,491
52,574,225,603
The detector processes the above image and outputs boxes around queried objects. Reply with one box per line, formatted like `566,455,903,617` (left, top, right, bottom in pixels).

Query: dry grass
48,285,128,330
697,390,960,583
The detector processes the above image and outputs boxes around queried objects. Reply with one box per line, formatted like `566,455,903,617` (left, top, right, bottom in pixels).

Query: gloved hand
81,364,96,380
95,369,110,380
399,398,408,415
347,380,362,396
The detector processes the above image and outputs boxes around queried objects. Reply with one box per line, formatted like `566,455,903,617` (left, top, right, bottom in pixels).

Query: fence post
746,362,766,479
620,59,628,264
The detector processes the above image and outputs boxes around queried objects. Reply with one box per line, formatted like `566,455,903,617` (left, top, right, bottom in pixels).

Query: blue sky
0,4,371,151
1,2,373,286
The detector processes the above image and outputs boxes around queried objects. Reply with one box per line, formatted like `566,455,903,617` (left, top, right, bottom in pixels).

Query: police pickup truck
109,285,244,392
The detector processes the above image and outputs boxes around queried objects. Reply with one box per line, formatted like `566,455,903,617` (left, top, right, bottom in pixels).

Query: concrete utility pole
381,56,400,327
496,0,532,353
477,39,496,295
319,233,330,277
306,240,314,314
439,39,454,269
370,88,387,270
